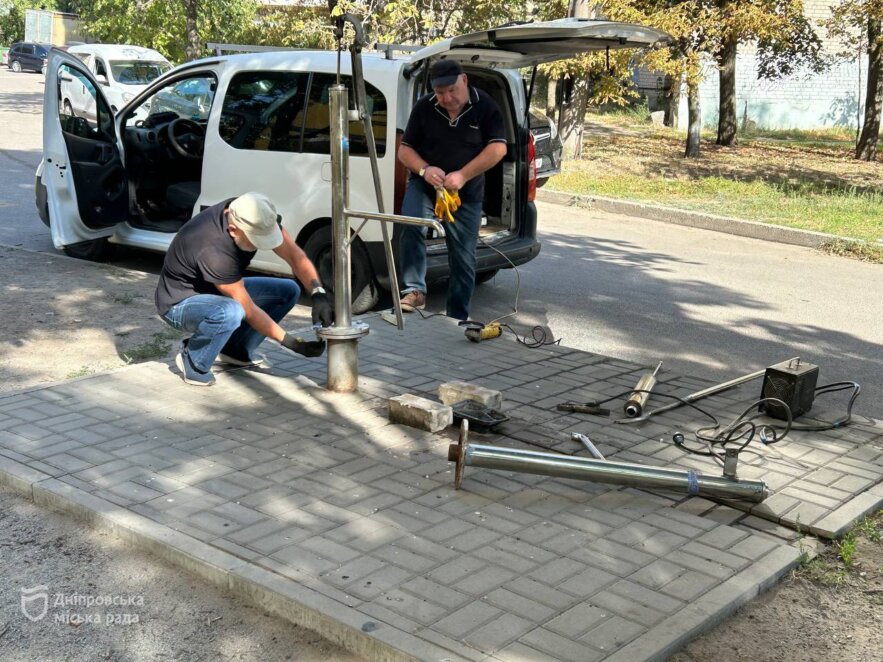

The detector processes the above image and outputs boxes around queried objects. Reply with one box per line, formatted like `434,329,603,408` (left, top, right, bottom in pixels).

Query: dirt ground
1,244,881,661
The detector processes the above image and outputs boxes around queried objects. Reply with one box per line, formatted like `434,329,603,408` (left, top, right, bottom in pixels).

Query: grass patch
800,510,883,586
820,238,883,262
122,328,183,363
550,115,883,258
65,365,93,379
112,291,139,305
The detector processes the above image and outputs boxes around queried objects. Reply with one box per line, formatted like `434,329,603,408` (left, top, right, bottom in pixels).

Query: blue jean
161,277,299,373
399,180,482,321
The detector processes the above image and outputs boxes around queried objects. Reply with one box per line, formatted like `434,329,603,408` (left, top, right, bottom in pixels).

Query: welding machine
759,358,818,420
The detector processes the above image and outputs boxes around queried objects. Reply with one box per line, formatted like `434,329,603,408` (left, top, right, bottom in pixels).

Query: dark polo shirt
402,85,506,203
155,199,256,316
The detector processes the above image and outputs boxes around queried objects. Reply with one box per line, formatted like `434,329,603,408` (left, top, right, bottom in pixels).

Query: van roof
68,44,169,62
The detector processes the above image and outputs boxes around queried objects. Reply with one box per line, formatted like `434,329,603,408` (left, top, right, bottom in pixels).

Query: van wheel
475,269,499,285
62,238,114,261
11,60,21,73
303,225,379,315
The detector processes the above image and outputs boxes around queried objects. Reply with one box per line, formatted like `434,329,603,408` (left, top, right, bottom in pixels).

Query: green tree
78,0,258,63
826,0,883,161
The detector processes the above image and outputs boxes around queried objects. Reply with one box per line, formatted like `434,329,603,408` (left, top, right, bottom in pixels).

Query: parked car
36,20,668,312
62,44,171,119
528,111,563,187
7,41,50,73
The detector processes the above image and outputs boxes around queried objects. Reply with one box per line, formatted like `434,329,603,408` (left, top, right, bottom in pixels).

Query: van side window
301,73,386,157
57,63,113,139
219,71,309,152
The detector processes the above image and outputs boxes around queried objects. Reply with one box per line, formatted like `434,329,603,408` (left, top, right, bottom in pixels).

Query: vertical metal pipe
326,339,359,392
330,84,351,330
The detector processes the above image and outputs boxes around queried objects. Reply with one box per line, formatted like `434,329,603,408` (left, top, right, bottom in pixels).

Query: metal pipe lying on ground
624,361,663,418
449,423,769,502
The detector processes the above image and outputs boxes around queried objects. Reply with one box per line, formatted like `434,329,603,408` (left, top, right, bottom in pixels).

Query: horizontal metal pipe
463,443,769,502
344,208,446,236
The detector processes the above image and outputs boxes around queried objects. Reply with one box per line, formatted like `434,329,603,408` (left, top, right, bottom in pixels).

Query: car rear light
527,132,537,202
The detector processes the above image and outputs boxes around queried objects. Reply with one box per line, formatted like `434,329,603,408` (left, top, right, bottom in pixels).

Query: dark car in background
529,111,563,187
7,41,50,73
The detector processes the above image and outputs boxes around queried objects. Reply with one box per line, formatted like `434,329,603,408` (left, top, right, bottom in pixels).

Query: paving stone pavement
1,313,880,661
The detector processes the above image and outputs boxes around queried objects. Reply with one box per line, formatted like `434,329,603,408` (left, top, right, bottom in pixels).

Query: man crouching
155,192,333,386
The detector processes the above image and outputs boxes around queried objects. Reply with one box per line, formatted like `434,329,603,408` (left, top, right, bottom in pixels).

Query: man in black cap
397,59,507,321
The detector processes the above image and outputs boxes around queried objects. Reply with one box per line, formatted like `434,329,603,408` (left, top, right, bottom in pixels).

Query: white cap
228,193,283,250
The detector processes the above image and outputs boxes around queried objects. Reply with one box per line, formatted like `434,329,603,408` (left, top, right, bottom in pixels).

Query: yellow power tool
462,321,503,343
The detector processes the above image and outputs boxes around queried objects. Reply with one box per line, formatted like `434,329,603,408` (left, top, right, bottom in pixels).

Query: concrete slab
0,314,868,660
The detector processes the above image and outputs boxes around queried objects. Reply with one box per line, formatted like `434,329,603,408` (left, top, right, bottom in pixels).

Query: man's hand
423,166,446,188
311,291,334,327
443,170,466,191
281,333,326,357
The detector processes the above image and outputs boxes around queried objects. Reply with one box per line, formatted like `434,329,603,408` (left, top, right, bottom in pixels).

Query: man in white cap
155,192,333,386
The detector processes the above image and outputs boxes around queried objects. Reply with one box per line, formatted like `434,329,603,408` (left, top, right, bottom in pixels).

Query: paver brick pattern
1,314,877,660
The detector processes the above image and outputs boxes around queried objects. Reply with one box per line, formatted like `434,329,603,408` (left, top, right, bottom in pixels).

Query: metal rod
344,208,445,235
624,361,663,418
348,32,405,330
616,359,799,425
457,442,769,502
571,433,605,460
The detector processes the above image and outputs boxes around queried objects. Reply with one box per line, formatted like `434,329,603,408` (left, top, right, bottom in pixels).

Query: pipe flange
317,321,370,340
447,419,469,490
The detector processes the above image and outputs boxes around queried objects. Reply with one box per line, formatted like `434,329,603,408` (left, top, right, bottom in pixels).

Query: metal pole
624,361,663,418
322,83,369,392
449,425,768,502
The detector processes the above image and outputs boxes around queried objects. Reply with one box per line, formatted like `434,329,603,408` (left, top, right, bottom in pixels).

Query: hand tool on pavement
571,432,605,460
461,321,502,343
624,361,663,418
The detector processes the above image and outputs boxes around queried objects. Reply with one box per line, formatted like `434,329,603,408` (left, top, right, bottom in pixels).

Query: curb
537,189,858,249
0,455,446,662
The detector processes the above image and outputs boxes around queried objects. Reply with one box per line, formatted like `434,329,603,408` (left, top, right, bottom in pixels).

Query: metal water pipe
320,83,445,392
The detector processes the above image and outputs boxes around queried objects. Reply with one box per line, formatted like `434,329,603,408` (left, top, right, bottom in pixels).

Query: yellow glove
444,189,461,214
434,187,456,223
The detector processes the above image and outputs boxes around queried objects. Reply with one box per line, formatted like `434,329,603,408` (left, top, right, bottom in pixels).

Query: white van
61,44,171,118
37,20,668,312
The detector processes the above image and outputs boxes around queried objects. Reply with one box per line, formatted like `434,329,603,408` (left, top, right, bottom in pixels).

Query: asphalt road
1,67,881,419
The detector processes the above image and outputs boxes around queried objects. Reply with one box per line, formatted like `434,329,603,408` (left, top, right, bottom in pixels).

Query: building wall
671,0,869,131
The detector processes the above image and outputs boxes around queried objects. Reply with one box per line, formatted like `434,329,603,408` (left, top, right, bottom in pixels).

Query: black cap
430,59,463,88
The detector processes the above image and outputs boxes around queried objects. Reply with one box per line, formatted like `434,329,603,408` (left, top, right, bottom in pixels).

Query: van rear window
219,70,386,157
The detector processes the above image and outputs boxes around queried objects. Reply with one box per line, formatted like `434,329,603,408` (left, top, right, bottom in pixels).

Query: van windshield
110,60,171,85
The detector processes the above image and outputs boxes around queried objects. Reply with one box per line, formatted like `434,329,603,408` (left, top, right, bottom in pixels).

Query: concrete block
388,394,452,432
438,380,503,410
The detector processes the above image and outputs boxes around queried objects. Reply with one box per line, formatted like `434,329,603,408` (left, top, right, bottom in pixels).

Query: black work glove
281,333,326,358
311,291,334,327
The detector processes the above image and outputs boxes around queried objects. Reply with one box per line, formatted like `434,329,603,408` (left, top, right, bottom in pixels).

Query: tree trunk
685,79,701,158
664,73,681,128
184,0,200,61
546,76,558,122
716,34,738,146
856,18,882,161
556,0,595,158
559,77,589,159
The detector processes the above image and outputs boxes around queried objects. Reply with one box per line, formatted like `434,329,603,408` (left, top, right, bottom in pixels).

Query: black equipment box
759,358,819,420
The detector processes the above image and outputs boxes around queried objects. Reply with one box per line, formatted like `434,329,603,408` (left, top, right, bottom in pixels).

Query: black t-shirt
401,86,506,203
155,199,256,315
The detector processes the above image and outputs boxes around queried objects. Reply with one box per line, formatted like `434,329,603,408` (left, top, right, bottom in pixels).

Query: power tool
462,321,502,343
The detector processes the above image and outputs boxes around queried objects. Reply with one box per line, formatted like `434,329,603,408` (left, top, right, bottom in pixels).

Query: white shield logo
20,585,49,622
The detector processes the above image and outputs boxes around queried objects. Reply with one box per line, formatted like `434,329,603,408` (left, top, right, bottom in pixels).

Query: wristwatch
418,166,427,178
311,286,326,296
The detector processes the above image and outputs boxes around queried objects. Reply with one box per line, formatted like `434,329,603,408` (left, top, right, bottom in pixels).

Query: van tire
62,238,114,261
11,60,21,73
303,225,379,315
